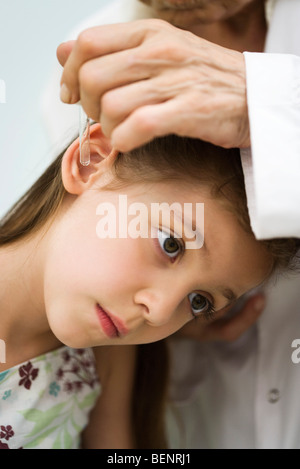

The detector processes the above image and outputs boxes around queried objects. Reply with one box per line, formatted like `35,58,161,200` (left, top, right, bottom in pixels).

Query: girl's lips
96,304,128,338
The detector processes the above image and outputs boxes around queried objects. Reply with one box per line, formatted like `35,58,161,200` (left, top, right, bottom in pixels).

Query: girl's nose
134,288,181,327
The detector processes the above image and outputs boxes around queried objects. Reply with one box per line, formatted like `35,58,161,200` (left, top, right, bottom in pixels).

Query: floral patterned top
0,346,101,449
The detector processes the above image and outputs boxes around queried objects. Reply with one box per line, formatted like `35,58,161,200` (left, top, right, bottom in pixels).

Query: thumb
56,40,76,67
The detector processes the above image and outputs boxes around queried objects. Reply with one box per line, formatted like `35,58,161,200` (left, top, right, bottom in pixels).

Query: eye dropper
79,104,91,166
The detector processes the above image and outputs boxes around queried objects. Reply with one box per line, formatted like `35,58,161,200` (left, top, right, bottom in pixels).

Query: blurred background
0,0,111,217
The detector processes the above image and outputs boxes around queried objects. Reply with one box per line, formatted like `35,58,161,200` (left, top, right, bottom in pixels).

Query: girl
0,124,298,449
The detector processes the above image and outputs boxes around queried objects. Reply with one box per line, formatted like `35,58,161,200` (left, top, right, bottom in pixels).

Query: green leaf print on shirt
19,390,99,449
20,402,67,436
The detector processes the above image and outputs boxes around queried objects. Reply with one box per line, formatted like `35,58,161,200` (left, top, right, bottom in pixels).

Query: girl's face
43,178,272,349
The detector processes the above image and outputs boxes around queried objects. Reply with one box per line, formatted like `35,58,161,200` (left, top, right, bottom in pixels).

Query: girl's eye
157,229,183,259
188,292,215,320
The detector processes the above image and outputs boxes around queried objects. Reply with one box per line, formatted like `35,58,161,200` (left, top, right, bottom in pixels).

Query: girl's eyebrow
219,287,237,303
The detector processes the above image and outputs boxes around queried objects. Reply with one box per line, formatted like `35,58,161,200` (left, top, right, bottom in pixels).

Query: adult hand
175,293,265,343
57,19,250,152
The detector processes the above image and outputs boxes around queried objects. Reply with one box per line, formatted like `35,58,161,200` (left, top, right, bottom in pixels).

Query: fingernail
60,83,71,103
254,296,266,311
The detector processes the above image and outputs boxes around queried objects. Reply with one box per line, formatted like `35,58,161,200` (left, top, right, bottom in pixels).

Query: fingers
77,48,156,124
59,22,151,104
206,293,266,343
110,98,186,152
99,71,182,139
75,49,191,143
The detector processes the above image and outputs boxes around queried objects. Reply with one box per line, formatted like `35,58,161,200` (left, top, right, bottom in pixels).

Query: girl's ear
61,123,119,195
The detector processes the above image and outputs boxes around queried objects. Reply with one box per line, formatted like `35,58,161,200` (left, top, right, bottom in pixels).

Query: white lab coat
41,0,300,449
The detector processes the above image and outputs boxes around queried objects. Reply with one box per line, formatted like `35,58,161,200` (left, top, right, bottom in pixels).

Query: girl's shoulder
0,346,101,449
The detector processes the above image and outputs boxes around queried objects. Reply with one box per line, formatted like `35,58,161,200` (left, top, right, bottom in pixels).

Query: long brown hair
1,134,299,448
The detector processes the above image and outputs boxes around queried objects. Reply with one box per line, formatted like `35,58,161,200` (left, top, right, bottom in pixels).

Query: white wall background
0,0,111,217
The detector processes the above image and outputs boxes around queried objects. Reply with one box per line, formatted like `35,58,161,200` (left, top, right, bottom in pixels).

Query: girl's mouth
96,304,128,338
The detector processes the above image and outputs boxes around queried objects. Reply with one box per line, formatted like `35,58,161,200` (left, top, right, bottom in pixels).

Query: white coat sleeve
241,52,300,239
240,0,300,240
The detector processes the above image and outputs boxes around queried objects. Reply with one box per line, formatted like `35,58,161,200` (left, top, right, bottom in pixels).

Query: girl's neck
188,0,267,52
0,233,61,371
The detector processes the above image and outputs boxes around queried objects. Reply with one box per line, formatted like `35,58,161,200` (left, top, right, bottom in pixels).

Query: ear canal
78,150,104,183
